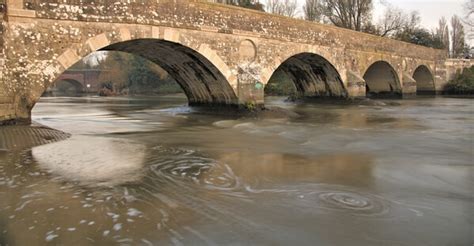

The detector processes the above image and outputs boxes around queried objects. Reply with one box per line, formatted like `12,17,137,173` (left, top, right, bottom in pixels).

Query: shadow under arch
98,39,239,106
264,52,348,99
413,65,436,95
363,61,402,98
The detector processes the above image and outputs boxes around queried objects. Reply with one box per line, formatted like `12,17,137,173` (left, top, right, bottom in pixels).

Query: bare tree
303,0,322,22
266,0,298,17
387,10,420,40
366,3,420,38
404,11,421,33
377,3,405,37
434,17,450,52
465,0,474,26
319,0,373,31
464,0,474,41
282,0,298,17
266,0,282,14
451,15,466,58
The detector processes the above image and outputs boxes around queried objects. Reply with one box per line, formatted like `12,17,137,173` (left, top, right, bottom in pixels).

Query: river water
0,95,472,245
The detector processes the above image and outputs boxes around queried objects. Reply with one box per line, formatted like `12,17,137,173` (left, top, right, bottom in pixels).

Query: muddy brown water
0,95,473,245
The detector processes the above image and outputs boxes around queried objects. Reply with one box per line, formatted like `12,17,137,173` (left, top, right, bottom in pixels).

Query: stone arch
264,52,348,98
101,39,238,105
363,61,402,98
39,31,238,108
413,65,435,95
56,79,85,93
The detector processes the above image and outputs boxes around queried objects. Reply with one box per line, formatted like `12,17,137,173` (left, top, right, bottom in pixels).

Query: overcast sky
261,0,472,44
372,0,467,30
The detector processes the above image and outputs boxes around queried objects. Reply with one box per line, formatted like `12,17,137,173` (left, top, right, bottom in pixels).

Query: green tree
395,27,444,48
94,52,182,95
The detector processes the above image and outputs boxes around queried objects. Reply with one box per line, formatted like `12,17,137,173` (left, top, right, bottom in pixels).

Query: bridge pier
236,63,265,107
402,73,417,98
345,70,367,98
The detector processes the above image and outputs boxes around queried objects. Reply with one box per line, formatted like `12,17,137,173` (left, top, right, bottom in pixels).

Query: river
0,95,472,245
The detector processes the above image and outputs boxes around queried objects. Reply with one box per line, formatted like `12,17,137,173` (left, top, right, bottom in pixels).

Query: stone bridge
50,72,85,93
0,0,449,124
47,69,105,94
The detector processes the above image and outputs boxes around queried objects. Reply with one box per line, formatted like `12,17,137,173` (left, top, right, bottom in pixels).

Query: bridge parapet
9,0,444,61
445,59,474,81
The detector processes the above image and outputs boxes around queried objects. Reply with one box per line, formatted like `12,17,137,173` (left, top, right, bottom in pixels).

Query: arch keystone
57,49,80,69
163,28,180,43
151,26,161,39
119,28,131,41
85,33,110,52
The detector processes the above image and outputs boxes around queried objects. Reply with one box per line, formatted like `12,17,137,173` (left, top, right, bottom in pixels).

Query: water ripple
314,190,390,216
148,146,241,192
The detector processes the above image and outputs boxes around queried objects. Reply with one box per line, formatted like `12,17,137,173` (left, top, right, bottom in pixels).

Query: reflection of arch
264,53,347,98
101,39,238,105
413,65,435,95
46,79,85,96
363,61,401,98
58,79,84,92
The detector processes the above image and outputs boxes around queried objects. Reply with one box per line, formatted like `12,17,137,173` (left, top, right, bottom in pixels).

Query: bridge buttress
402,73,417,98
344,70,366,98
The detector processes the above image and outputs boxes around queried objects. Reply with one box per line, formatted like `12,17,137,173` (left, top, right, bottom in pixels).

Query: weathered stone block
119,28,131,42
163,28,180,43
7,8,35,18
85,33,110,52
57,49,80,69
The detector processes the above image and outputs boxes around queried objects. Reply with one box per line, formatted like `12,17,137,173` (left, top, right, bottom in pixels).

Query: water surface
0,95,472,245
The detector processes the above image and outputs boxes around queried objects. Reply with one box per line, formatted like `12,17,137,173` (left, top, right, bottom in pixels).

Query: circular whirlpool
148,146,241,192
290,185,393,217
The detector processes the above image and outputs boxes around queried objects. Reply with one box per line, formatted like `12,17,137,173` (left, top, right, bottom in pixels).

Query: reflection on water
0,95,473,245
33,136,146,187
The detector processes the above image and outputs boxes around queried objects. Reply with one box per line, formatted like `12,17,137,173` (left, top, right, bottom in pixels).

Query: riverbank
0,122,70,151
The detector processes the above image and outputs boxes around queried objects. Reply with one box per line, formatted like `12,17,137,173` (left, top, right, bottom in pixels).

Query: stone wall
25,0,444,61
0,1,15,124
445,59,474,81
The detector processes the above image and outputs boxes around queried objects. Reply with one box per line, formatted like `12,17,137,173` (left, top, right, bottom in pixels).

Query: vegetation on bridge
443,66,474,95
